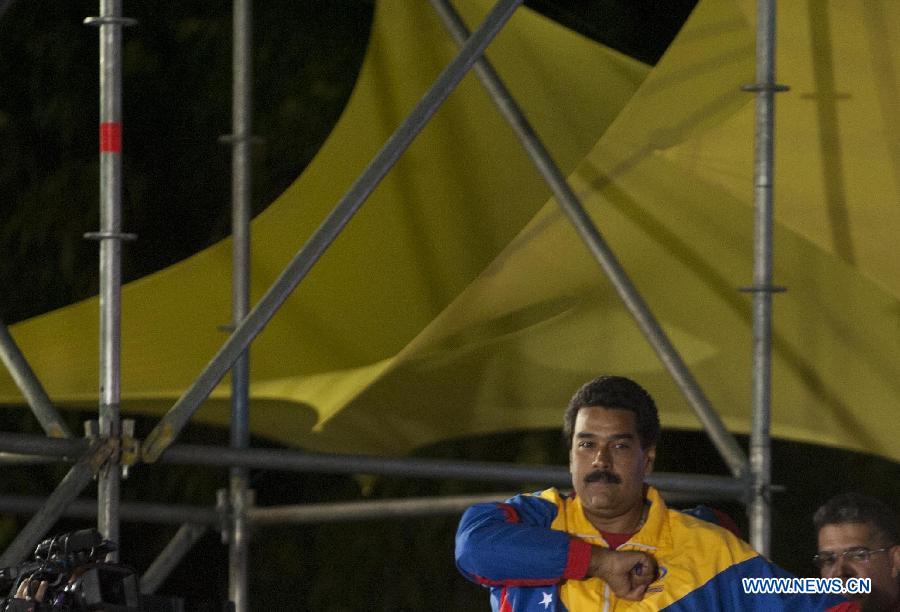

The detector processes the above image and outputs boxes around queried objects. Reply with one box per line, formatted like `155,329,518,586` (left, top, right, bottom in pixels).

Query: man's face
817,521,900,609
569,407,655,527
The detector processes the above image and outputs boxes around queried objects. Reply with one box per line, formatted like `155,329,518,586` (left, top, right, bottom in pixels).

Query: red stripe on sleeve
563,538,592,579
499,587,512,612
498,503,520,523
470,573,560,587
100,122,122,152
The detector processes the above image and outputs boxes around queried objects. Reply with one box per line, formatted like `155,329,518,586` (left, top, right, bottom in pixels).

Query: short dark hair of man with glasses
813,492,900,611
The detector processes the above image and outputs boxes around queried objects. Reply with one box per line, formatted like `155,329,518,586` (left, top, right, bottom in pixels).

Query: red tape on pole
99,122,122,153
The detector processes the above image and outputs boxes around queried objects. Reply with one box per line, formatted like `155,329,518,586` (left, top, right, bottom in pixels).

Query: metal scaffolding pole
0,495,218,526
428,0,748,480
140,524,208,594
245,487,745,524
0,431,88,457
0,454,57,465
0,321,73,439
227,0,253,609
140,0,525,464
83,0,135,562
157,444,750,499
0,463,96,566
0,494,517,528
0,439,114,566
0,483,754,532
744,0,786,556
0,430,750,499
248,494,517,525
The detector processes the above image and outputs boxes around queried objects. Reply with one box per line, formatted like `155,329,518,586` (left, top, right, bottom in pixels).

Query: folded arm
455,494,656,600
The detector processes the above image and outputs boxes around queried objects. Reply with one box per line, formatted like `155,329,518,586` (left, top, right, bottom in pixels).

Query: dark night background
0,1,897,609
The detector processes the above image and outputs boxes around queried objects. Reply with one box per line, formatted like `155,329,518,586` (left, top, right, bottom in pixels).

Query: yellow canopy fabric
306,0,900,462
0,1,646,440
3,0,898,464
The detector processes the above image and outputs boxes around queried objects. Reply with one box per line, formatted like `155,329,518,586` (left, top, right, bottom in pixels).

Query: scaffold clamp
83,16,138,27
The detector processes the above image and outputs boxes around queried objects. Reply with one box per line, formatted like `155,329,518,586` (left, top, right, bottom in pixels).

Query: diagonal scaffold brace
139,0,526,465
0,435,118,567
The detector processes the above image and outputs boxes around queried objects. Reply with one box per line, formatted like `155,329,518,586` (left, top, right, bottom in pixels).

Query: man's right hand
587,546,658,601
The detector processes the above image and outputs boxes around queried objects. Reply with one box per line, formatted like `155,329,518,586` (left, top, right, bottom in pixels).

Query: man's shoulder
457,488,571,530
667,505,748,543
504,488,570,515
530,487,570,504
666,506,758,560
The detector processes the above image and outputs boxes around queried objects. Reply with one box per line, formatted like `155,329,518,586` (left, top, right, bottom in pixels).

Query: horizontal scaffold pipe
0,431,87,459
0,495,218,526
244,488,742,524
158,444,749,500
0,488,747,528
0,494,513,527
0,431,749,501
0,453,59,465
249,494,518,525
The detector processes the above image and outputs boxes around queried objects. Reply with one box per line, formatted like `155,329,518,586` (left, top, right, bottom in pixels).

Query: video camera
0,528,139,611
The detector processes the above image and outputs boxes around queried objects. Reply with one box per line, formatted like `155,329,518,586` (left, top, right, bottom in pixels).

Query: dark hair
813,492,899,545
563,375,660,449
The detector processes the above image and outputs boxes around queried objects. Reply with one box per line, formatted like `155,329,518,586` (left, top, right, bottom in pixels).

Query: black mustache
585,470,621,484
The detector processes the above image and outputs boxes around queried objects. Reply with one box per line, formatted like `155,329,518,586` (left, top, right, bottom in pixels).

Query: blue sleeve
454,493,592,587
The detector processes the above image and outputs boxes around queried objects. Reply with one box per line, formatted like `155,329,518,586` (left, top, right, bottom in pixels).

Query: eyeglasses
812,546,891,569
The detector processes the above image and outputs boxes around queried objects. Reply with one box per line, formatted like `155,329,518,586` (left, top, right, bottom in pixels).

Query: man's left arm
455,495,657,601
455,496,589,587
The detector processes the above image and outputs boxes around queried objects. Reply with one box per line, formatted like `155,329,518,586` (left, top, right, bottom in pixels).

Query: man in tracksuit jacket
455,375,855,610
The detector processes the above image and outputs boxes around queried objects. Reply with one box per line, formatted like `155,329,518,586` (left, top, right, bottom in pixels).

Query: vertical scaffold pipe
747,0,786,556
228,0,253,610
84,0,135,561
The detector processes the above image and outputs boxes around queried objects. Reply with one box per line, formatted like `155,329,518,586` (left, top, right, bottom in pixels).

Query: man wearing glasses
814,492,900,611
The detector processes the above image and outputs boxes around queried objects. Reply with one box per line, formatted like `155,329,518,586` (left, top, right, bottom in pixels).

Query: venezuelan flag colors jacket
456,486,853,611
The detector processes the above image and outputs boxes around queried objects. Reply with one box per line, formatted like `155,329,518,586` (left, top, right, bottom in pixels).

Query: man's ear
643,446,656,475
890,544,900,578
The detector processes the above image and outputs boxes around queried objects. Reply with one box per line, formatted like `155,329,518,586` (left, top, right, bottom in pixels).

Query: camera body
0,529,139,611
